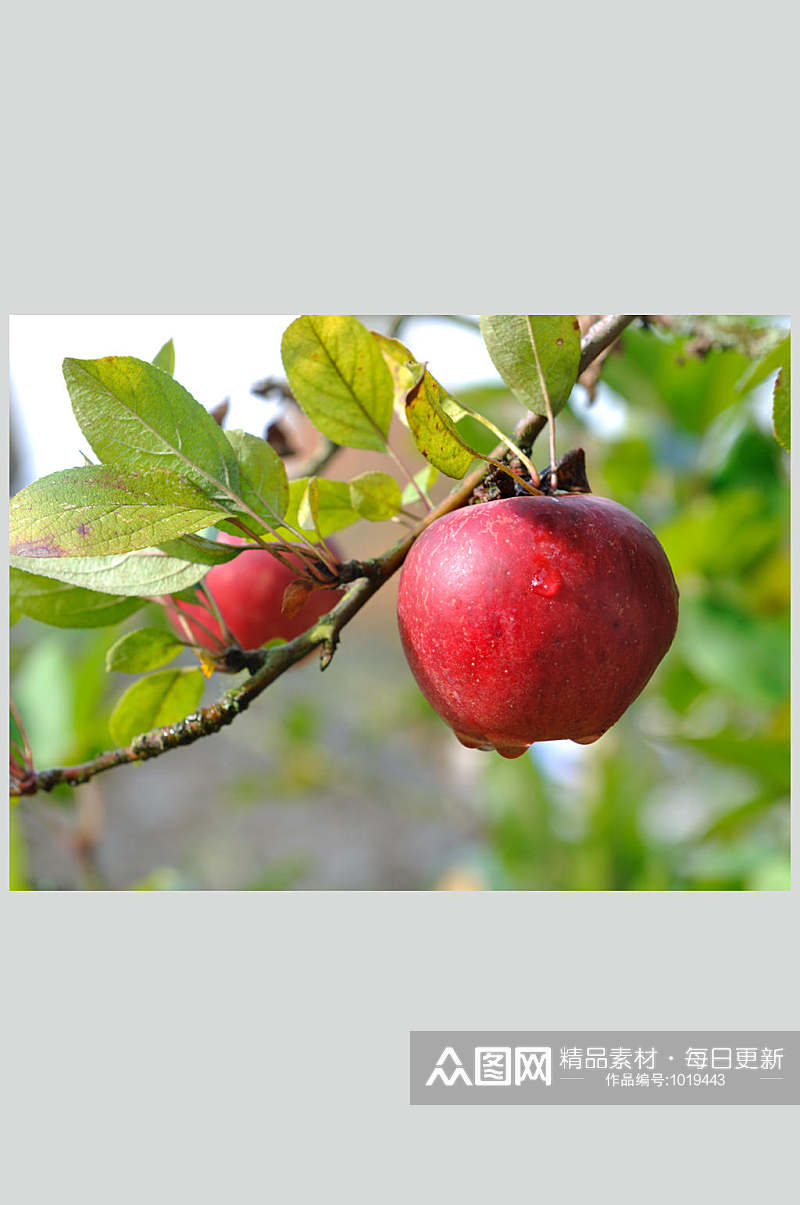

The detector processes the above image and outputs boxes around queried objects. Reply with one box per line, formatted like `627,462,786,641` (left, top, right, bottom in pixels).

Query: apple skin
396,494,678,758
170,533,342,650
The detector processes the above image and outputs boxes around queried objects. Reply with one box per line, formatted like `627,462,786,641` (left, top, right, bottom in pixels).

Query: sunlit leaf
223,429,290,529
405,372,478,478
63,355,240,504
372,331,426,426
281,315,394,450
152,338,175,376
349,471,402,521
297,477,359,537
10,466,225,558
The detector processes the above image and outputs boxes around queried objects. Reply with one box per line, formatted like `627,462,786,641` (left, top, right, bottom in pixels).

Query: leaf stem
523,315,558,490
386,441,434,511
455,401,541,487
159,594,227,651
196,581,234,645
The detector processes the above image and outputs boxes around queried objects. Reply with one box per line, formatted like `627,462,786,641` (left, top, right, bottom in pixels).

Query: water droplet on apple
530,566,561,597
494,742,530,759
454,730,495,752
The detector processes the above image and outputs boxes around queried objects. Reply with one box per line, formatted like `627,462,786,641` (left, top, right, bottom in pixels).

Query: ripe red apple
397,494,678,758
170,533,342,650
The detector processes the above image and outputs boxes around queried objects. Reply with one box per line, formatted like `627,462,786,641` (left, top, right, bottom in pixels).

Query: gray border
4,4,797,1196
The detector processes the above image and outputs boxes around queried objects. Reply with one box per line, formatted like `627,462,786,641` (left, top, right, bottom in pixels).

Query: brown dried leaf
281,579,313,617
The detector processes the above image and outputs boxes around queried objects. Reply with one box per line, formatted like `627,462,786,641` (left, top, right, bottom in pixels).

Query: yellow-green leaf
10,466,225,558
152,339,175,376
349,471,402,521
405,374,477,479
281,315,394,451
297,477,359,537
372,331,426,426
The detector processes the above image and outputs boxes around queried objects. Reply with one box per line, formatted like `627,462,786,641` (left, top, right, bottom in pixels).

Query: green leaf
656,488,783,580
10,568,145,628
8,540,231,598
109,668,205,745
105,627,184,673
63,356,240,505
773,365,790,452
675,732,789,796
677,596,789,706
224,429,289,528
349,471,402,521
152,338,175,376
405,372,478,478
297,477,360,537
281,316,394,450
10,466,225,558
14,629,115,767
401,465,438,506
736,334,789,395
479,315,581,416
159,533,244,565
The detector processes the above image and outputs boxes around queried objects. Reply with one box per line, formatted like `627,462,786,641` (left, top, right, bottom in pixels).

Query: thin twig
578,314,637,375
12,315,627,797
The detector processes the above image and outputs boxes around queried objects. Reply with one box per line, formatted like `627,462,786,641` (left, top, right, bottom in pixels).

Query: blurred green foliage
9,318,790,890
473,322,790,891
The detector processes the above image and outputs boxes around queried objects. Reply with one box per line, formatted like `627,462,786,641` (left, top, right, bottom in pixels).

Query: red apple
170,533,342,651
397,494,678,757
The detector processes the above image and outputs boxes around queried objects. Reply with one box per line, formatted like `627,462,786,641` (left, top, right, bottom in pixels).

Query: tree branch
578,314,637,375
12,315,633,797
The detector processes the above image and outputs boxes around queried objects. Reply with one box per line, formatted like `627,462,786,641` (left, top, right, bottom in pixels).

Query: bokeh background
9,315,790,890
